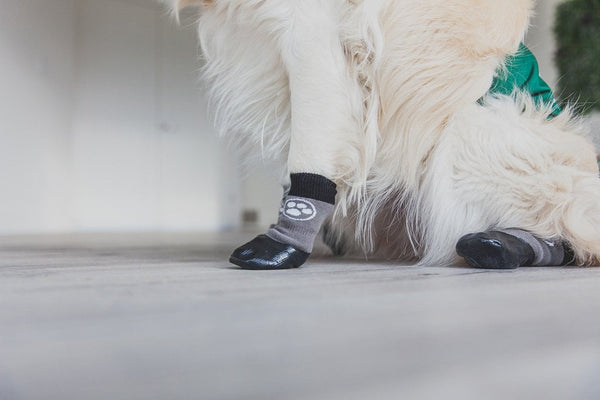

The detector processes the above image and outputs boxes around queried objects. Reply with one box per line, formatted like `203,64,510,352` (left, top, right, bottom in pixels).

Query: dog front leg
229,1,358,269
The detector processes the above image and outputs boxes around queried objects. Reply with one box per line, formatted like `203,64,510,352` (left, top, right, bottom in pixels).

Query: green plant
554,0,600,114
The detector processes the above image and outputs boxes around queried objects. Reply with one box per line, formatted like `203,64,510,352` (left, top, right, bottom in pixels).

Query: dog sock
498,229,570,266
229,173,336,269
267,173,337,253
457,229,571,269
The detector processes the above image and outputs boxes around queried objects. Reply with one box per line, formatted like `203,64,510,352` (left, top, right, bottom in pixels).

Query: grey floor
1,233,600,400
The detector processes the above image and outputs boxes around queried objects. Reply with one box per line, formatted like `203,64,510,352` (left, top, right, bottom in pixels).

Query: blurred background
0,0,597,236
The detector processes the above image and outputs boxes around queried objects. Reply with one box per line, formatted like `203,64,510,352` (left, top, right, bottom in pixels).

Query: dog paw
229,234,310,270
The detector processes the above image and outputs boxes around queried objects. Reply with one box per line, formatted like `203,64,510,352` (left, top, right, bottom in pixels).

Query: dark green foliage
554,0,600,114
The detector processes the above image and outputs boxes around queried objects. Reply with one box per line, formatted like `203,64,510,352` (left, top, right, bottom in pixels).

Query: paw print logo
282,198,317,221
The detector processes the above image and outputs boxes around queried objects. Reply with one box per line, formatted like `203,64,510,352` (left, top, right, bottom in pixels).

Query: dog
171,0,600,268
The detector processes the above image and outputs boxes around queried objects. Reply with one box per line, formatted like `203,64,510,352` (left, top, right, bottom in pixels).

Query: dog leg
230,0,360,269
456,230,571,269
418,98,600,267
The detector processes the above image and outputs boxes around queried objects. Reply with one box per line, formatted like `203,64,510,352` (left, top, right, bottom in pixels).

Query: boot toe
456,231,534,269
229,235,310,270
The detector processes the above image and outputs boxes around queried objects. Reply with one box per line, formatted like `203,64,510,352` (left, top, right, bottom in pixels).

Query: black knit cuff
288,173,337,205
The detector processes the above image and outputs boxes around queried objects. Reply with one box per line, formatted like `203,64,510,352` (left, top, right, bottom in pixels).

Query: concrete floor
1,233,600,400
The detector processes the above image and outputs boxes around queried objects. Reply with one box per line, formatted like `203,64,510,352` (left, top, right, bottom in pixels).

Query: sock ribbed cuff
289,173,337,205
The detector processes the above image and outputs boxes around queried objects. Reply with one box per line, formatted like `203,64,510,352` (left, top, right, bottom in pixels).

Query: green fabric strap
487,44,562,118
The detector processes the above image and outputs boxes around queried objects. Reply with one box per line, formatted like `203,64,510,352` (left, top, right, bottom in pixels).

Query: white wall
0,0,75,233
71,0,160,230
241,165,283,229
0,0,242,234
71,0,242,232
526,0,564,90
156,13,242,231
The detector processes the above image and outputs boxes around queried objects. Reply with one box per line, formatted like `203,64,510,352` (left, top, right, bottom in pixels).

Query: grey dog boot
456,229,572,269
230,173,336,270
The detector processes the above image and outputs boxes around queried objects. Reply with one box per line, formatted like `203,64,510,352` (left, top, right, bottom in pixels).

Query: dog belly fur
177,0,600,265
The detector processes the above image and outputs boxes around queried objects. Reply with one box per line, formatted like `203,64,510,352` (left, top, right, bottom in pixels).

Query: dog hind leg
420,99,600,266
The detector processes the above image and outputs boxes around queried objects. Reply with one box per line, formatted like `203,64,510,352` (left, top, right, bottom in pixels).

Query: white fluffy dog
173,0,600,267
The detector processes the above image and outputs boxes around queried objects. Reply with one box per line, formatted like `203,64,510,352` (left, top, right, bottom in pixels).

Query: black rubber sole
229,234,310,270
456,234,524,270
229,255,302,270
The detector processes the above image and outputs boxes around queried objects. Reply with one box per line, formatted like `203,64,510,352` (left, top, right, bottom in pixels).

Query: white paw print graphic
282,198,317,221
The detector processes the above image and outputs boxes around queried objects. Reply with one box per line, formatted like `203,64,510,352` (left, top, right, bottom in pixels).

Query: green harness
486,44,562,118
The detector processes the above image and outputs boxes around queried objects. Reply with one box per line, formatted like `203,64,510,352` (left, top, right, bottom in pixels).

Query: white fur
174,0,600,265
